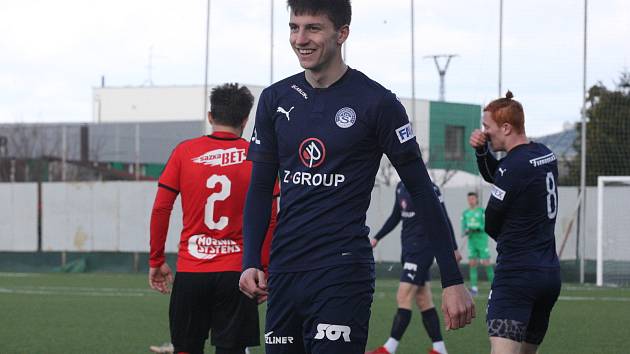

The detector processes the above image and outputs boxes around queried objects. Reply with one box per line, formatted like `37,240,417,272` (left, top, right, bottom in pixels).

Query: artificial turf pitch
1,272,628,353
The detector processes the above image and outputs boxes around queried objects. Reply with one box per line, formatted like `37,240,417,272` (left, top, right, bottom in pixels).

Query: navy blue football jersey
247,69,422,273
482,142,560,271
375,182,456,253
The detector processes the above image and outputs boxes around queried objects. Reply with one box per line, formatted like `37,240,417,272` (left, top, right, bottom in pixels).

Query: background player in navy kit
469,91,561,354
149,84,277,354
239,1,474,353
366,182,461,354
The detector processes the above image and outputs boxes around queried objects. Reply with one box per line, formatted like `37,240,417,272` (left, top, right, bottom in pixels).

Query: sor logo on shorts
314,323,351,342
335,107,356,128
299,138,326,168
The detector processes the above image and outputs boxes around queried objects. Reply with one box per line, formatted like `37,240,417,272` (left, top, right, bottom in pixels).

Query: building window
445,125,465,160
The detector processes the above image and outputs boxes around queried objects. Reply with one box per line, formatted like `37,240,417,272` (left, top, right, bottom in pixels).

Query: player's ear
241,116,249,131
337,24,349,45
208,112,214,125
502,122,512,135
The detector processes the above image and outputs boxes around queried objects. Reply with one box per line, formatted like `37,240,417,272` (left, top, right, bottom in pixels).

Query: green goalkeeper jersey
461,207,487,239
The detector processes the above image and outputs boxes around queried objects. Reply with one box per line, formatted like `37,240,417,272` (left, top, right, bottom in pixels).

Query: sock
486,265,495,284
433,340,448,354
384,337,399,353
390,308,412,340
421,307,443,343
470,265,478,288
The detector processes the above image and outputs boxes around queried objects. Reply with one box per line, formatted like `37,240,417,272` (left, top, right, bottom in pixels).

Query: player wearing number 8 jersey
149,83,277,354
469,91,560,354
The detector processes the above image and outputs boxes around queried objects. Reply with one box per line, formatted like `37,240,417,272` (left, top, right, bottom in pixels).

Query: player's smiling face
289,12,344,73
482,111,505,151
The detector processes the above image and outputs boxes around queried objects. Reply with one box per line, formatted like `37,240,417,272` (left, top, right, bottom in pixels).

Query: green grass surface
1,273,629,353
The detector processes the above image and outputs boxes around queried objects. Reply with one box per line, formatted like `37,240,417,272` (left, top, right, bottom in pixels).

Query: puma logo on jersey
499,167,507,176
277,106,294,121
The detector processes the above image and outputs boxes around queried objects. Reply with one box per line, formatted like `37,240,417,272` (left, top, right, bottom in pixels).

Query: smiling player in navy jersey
470,91,561,354
238,1,474,353
366,181,461,354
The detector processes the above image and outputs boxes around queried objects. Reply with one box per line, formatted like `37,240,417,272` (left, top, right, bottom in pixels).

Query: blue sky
1,0,628,137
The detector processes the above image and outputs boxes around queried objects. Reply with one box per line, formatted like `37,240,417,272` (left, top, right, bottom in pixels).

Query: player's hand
441,284,475,330
149,263,173,294
469,129,487,149
454,250,463,263
239,267,269,304
370,238,378,248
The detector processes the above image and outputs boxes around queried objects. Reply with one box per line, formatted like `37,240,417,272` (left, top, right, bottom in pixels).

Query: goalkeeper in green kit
461,192,494,296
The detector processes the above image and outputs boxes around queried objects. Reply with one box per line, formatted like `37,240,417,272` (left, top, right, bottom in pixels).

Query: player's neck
305,59,348,88
210,125,242,138
505,134,529,153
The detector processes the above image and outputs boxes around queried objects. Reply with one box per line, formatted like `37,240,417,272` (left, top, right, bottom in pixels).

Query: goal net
596,176,630,287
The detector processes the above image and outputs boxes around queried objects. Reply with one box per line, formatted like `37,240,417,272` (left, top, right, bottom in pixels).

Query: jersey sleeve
435,184,458,250
149,181,178,268
158,146,182,193
373,195,402,241
247,89,278,163
260,195,278,274
375,92,422,166
485,164,520,239
475,144,500,183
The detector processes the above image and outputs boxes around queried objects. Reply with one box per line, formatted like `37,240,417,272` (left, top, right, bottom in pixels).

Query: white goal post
596,176,630,287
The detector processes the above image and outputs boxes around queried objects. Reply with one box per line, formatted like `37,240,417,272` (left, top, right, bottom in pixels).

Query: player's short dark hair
209,83,254,128
483,90,525,134
287,0,352,29
467,192,478,197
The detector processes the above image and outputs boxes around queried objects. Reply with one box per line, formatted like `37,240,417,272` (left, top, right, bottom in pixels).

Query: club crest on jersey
188,235,241,259
191,148,246,166
299,138,326,168
335,107,356,128
396,123,415,143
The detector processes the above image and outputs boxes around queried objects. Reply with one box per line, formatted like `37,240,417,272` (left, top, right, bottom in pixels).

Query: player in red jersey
149,83,277,354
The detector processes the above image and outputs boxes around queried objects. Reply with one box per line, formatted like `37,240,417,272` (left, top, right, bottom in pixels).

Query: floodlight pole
578,0,588,284
424,54,458,101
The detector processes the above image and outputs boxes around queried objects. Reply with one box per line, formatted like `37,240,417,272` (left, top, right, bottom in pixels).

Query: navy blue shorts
264,263,375,354
399,247,433,286
486,268,561,345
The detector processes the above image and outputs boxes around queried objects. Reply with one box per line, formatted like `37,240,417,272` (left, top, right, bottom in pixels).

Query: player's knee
416,294,434,311
396,284,415,308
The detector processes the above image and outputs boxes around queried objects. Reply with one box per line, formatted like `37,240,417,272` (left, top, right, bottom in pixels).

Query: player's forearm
475,144,499,183
243,161,278,270
149,187,177,267
441,204,458,250
484,205,505,240
374,205,401,241
395,160,463,288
